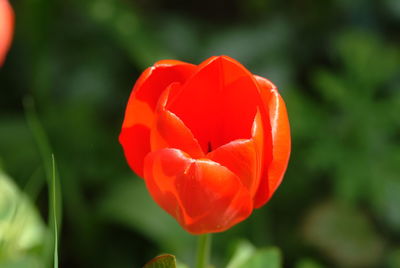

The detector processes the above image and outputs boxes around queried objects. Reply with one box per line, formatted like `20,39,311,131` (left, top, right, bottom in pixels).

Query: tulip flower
120,56,290,234
0,0,14,66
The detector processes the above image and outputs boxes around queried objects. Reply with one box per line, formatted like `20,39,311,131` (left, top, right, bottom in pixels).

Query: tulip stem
195,233,212,268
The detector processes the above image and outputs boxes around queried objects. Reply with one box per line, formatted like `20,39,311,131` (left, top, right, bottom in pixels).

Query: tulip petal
144,148,252,234
207,139,258,196
150,83,204,159
207,108,273,202
119,61,196,177
253,76,291,208
167,56,260,154
0,0,14,66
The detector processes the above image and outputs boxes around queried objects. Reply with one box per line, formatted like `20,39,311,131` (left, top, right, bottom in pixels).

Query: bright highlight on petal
253,75,291,208
120,56,291,234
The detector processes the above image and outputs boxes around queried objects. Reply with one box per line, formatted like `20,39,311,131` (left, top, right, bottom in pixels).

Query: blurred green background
1,0,400,267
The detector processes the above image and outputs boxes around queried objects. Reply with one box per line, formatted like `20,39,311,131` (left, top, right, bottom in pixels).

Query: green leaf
227,241,282,268
387,248,400,268
295,258,325,268
24,99,62,267
226,240,256,268
0,116,40,181
313,70,348,106
0,169,46,262
71,0,172,68
302,201,384,267
98,178,194,255
143,254,177,268
336,31,399,90
51,155,59,268
176,260,190,268
241,248,281,268
0,255,43,268
369,159,400,233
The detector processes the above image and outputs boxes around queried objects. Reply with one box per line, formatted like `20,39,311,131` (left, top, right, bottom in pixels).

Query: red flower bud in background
120,56,290,234
0,0,14,66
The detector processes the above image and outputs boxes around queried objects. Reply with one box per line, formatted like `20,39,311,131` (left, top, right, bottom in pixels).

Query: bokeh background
1,0,400,267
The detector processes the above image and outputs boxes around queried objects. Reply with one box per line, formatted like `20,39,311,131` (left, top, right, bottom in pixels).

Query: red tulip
120,56,290,234
0,0,14,66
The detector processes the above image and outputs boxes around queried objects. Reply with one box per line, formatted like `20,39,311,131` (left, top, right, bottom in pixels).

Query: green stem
195,234,212,268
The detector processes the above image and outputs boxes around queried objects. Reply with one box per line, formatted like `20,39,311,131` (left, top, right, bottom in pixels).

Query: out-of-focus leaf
302,201,384,267
309,30,400,234
202,20,294,89
0,117,39,181
370,167,400,233
72,0,172,68
0,169,46,262
295,258,325,268
98,178,194,256
50,155,59,268
240,248,281,268
336,31,400,94
157,15,200,60
175,260,189,268
313,70,348,106
227,240,281,268
143,254,176,268
384,0,400,18
387,248,400,268
25,99,62,267
0,255,43,268
226,240,256,268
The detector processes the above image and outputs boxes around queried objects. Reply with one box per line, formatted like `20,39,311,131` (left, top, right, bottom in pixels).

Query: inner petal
167,56,260,153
